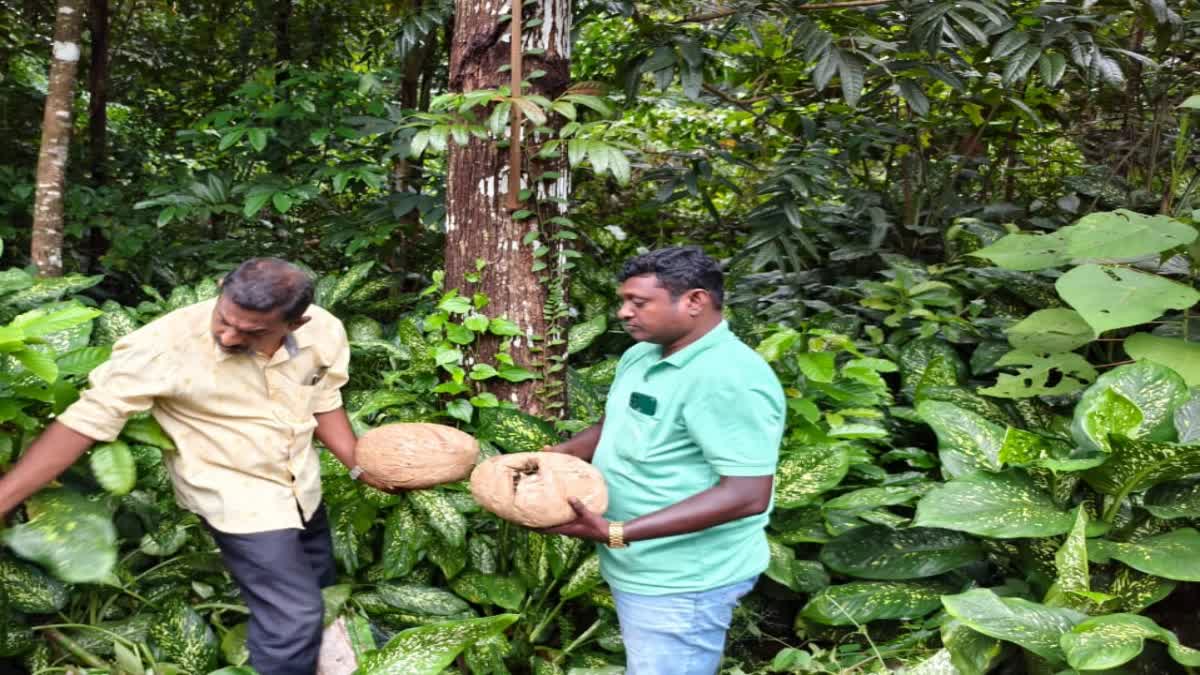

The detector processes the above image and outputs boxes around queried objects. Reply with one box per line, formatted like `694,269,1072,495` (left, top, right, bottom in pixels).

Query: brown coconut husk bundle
469,451,608,528
355,423,480,490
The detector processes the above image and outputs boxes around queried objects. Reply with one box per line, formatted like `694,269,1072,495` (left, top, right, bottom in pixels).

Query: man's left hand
540,497,609,542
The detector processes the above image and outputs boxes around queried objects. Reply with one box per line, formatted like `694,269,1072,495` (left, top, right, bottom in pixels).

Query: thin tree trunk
275,0,291,63
32,0,85,277
86,0,110,269
446,0,572,415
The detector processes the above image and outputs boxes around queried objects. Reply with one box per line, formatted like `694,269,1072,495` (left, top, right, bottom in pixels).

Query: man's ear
288,315,312,332
685,289,710,315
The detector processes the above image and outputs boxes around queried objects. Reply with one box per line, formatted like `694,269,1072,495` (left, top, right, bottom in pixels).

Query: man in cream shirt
0,258,389,675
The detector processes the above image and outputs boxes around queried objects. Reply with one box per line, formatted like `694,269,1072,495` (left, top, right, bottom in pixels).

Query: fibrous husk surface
469,452,609,527
356,423,480,489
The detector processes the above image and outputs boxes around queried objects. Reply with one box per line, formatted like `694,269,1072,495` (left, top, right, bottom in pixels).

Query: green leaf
560,554,602,600
247,128,267,152
998,427,1100,471
488,317,522,336
916,401,1004,477
796,352,835,383
14,348,57,384
942,589,1086,663
978,350,1097,398
819,525,982,580
1082,437,1200,504
1062,613,1200,670
13,304,101,338
271,192,293,214
1144,478,1200,519
801,581,947,626
822,485,931,512
838,53,865,107
1125,333,1200,387
408,490,467,550
243,191,271,218
2,489,117,583
942,619,1003,675
57,346,111,376
774,444,849,508
914,471,1075,538
120,416,175,450
1039,52,1068,87
1057,264,1200,335
1051,508,1091,610
446,323,475,345
359,614,519,674
90,441,136,496
567,315,607,356
1175,388,1200,442
497,364,538,383
1006,309,1094,353
446,398,473,423
1089,528,1200,581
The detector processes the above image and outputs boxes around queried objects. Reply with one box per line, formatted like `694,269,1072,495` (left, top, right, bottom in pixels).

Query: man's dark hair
221,258,314,322
618,246,724,308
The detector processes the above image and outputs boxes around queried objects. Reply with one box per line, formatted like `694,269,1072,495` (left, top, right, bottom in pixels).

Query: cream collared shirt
57,298,350,534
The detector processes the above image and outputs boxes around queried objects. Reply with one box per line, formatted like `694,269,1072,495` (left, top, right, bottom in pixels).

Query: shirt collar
656,320,731,369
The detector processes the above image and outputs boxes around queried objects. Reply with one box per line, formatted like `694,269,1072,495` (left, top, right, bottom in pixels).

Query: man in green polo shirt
544,246,785,675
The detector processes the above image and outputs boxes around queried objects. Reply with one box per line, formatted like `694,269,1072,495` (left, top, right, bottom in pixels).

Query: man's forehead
215,296,283,330
619,274,665,295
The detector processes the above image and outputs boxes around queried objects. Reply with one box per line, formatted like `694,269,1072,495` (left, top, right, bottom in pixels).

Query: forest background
1,0,1200,673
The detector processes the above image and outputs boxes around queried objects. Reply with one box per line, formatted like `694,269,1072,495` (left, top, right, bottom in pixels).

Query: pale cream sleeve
57,335,175,442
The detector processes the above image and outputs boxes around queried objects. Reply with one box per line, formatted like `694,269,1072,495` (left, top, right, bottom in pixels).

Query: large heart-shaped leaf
916,400,1003,477
819,525,982,580
1104,567,1176,613
914,471,1075,538
774,444,849,508
1061,613,1200,670
1125,333,1200,387
998,427,1103,472
408,490,467,549
1006,309,1094,353
1072,361,1189,453
1056,264,1200,335
2,489,117,583
1144,478,1200,519
1082,437,1200,507
148,599,219,673
800,581,947,626
358,613,519,674
1048,509,1091,611
821,484,932,512
971,210,1197,270
942,589,1087,663
1089,528,1200,581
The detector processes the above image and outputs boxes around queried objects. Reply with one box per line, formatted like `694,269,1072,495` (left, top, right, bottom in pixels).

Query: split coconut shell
355,423,480,490
469,451,609,528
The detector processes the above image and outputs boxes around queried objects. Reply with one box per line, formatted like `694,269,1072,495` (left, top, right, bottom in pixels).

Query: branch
676,0,891,23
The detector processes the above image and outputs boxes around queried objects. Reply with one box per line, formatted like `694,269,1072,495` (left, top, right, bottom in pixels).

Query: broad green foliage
942,589,1086,663
914,472,1075,538
1056,265,1200,335
359,614,519,674
801,581,948,626
1124,333,1200,386
819,525,982,580
2,489,118,583
1061,613,1200,670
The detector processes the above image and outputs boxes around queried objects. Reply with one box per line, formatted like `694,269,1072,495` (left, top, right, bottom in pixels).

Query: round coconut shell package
469,451,608,528
355,423,480,490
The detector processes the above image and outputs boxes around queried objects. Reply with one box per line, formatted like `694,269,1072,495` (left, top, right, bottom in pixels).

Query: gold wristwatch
607,521,628,549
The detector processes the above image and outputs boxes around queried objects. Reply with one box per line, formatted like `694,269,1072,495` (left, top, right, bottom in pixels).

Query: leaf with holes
914,471,1075,538
977,350,1097,398
819,525,982,580
801,581,948,626
942,589,1086,663
1057,264,1200,335
1006,309,1094,353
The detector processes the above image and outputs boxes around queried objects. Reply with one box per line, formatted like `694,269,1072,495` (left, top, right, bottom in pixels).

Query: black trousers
205,503,337,675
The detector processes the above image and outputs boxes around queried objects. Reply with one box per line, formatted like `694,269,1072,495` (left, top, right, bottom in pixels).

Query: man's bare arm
0,422,97,518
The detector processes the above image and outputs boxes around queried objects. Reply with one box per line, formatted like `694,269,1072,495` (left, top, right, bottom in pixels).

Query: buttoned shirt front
57,298,350,534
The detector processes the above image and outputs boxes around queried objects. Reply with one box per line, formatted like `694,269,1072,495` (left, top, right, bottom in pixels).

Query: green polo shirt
593,321,785,596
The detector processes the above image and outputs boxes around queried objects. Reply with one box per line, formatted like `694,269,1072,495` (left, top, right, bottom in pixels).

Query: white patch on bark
52,41,80,62
478,175,497,200
58,5,74,12
55,110,70,119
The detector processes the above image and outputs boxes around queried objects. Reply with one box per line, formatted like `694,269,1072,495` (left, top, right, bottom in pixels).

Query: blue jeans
611,576,757,675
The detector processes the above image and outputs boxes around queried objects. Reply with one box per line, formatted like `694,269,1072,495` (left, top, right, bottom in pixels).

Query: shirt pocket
614,404,662,462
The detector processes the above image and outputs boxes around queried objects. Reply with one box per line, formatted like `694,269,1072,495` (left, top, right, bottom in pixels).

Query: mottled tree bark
446,0,571,414
86,0,110,269
32,0,85,277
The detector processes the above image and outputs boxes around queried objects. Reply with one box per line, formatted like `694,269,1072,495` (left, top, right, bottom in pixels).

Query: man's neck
661,315,722,358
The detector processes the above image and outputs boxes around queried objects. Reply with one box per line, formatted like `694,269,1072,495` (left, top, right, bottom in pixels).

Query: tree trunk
275,0,291,63
86,0,110,269
31,0,85,277
446,0,571,415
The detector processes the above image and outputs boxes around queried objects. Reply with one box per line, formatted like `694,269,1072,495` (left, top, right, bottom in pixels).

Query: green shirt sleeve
683,365,785,476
